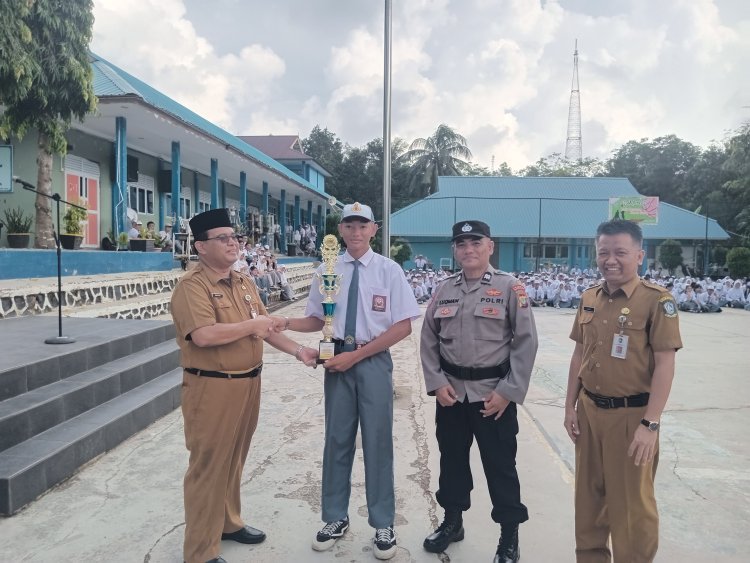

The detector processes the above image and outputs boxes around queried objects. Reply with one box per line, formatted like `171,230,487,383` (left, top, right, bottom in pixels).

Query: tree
720,123,750,239
658,239,683,274
390,238,412,266
398,124,473,198
0,0,96,248
519,153,606,177
606,135,701,207
726,247,750,279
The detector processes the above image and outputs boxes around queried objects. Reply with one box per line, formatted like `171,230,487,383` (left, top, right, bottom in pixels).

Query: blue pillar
294,195,301,229
171,141,181,225
317,204,323,237
261,181,269,216
641,240,648,275
192,172,199,217
113,117,128,235
240,172,247,228
307,200,313,227
210,158,219,209
279,189,287,249
220,180,226,208
568,238,576,270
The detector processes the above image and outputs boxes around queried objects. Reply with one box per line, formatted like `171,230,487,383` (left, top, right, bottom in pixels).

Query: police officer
564,219,682,562
421,220,538,562
171,208,318,563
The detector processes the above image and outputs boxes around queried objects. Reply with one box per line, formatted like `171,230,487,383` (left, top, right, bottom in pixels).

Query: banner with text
608,196,659,224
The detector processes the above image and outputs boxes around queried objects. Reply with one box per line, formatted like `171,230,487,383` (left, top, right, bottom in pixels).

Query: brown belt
185,365,262,379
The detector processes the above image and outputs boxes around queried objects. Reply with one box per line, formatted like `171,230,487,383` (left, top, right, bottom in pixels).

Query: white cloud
91,0,750,170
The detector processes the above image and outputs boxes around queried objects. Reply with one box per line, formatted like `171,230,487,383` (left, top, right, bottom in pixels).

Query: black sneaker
373,526,397,560
312,517,349,551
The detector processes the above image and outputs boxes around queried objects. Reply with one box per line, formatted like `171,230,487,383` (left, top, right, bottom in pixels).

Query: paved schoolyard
0,301,747,562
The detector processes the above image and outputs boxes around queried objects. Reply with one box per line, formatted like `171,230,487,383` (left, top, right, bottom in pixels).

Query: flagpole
382,0,392,257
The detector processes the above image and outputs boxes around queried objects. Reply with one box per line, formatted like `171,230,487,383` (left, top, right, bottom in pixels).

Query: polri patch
486,288,503,297
483,307,499,316
372,294,387,312
511,284,529,308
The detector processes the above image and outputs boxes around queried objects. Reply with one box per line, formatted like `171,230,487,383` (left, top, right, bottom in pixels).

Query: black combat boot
423,510,464,553
493,523,520,563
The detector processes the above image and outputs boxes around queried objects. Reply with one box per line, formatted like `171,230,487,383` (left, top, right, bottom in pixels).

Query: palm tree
399,124,473,198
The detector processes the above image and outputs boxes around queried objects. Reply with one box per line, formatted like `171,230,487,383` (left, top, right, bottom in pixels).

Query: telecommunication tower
565,40,582,162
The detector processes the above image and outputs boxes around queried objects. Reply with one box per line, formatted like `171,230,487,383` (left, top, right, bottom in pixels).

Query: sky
90,0,750,170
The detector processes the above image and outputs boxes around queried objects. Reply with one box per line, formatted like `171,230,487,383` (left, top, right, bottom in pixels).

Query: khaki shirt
569,276,682,397
171,263,266,372
421,268,539,404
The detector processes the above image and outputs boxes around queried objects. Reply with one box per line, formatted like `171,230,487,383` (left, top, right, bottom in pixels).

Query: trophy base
318,340,336,364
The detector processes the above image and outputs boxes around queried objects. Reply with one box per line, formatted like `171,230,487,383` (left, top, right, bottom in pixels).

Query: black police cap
189,208,232,239
452,220,491,241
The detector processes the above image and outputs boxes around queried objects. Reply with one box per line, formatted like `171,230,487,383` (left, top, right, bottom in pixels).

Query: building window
128,175,155,214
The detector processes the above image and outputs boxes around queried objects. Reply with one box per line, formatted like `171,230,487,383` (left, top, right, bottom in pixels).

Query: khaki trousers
575,390,659,563
181,371,261,563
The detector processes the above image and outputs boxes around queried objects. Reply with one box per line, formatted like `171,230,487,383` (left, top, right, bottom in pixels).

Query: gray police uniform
421,267,538,524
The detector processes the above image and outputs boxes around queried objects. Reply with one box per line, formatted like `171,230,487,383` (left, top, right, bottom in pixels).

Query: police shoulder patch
511,283,529,308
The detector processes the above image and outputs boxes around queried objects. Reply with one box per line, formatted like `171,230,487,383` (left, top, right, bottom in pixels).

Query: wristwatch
640,418,660,432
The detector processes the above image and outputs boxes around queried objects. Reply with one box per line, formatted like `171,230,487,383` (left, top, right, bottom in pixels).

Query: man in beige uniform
564,219,682,563
421,220,538,563
171,208,318,563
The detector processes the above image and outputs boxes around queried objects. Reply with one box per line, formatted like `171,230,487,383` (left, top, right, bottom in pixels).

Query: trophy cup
317,234,342,363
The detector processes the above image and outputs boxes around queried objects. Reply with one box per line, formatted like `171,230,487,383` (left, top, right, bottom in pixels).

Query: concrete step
0,320,175,402
0,368,182,515
0,340,178,452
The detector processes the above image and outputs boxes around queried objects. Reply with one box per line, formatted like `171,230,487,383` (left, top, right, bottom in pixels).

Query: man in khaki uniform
421,220,538,563
171,208,318,563
564,219,682,563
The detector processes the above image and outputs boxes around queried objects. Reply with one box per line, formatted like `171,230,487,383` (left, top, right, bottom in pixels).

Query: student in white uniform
282,202,420,560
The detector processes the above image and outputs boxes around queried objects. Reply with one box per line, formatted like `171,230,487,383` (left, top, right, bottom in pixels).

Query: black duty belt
185,365,262,379
583,388,649,409
439,356,511,381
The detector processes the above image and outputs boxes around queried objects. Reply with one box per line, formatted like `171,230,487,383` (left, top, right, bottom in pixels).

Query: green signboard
0,145,12,193
608,196,659,224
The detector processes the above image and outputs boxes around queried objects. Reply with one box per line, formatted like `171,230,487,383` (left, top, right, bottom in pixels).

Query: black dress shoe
423,511,464,553
221,525,266,544
207,558,227,563
493,524,520,563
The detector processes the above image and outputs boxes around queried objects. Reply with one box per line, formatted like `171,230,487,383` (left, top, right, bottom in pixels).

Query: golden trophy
317,234,342,363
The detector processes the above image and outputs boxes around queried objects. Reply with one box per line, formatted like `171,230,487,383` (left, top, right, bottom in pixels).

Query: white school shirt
305,247,420,342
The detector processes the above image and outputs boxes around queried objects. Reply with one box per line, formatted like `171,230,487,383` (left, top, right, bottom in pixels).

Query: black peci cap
452,220,491,241
189,208,232,239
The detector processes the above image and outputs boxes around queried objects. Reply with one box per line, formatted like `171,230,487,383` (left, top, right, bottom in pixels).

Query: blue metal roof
391,176,729,240
89,53,328,197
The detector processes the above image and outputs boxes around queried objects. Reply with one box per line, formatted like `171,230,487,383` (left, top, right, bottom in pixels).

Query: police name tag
611,334,628,359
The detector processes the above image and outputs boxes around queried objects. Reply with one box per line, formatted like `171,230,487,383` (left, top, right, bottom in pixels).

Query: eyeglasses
199,233,241,245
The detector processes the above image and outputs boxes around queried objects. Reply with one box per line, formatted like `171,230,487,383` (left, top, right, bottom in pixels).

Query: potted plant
60,201,88,250
3,206,33,248
117,231,130,251
130,226,156,252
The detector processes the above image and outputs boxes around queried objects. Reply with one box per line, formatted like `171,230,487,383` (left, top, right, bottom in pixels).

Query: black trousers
435,397,529,524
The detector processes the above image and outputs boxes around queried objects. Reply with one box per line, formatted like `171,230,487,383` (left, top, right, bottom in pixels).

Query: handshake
252,315,291,337
251,315,319,368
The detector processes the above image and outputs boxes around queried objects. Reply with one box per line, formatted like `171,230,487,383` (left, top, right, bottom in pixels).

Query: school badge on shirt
372,294,387,312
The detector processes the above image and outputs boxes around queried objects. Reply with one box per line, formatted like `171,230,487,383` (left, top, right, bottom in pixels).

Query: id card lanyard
611,310,629,359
